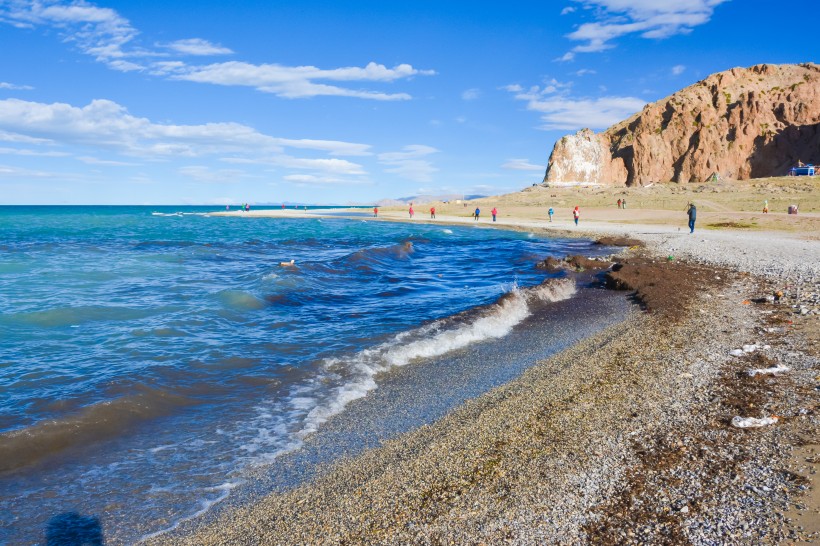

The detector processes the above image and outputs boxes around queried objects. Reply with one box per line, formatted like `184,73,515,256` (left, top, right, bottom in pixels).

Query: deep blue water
0,206,609,543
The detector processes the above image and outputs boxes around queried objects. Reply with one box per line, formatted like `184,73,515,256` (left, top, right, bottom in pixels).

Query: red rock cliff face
544,63,820,186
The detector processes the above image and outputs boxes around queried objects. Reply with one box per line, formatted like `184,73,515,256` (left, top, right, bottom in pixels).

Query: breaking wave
239,277,577,462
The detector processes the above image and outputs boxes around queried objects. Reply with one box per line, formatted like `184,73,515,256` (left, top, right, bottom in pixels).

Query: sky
0,0,816,205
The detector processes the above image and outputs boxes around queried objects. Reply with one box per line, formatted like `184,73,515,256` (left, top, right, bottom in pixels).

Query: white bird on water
279,259,295,267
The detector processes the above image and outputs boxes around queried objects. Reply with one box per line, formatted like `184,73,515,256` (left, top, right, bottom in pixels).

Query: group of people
229,196,708,234
470,207,499,221
396,205,499,221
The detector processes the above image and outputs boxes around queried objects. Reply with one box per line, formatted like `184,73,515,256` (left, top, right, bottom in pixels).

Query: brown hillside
544,63,820,186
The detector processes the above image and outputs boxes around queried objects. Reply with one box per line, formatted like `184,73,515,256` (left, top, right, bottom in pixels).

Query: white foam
139,480,242,542
442,229,453,234
240,278,576,466
148,444,175,454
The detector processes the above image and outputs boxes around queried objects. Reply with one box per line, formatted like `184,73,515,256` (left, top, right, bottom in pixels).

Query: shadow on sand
45,512,104,545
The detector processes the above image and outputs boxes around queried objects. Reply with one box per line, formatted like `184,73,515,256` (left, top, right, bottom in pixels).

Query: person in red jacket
430,206,436,219
573,206,580,226
491,207,498,222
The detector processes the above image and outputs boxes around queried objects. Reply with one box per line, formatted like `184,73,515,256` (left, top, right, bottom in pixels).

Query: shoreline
213,205,819,278
157,211,819,544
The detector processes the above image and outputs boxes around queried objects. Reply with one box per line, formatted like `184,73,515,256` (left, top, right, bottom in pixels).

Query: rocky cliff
543,63,820,186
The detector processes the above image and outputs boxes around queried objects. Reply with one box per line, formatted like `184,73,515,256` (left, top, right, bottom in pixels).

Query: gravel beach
157,211,819,545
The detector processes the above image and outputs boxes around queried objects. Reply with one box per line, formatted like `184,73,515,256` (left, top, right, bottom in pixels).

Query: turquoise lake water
0,206,618,543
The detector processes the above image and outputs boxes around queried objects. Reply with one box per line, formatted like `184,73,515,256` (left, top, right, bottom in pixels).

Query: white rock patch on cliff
543,129,607,186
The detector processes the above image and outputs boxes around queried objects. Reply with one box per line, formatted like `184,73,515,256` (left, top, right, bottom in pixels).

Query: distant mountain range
253,193,488,208
376,194,488,206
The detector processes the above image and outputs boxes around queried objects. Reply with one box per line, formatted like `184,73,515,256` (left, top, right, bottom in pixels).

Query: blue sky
0,0,815,205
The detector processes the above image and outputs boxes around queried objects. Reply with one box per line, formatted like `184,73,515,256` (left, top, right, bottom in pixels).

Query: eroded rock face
543,63,820,186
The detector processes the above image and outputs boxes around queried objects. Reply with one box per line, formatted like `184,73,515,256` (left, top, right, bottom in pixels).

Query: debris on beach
746,364,790,377
593,236,643,248
731,415,779,428
730,343,770,356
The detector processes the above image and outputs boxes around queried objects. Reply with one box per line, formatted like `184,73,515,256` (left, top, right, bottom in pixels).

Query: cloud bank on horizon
0,0,804,204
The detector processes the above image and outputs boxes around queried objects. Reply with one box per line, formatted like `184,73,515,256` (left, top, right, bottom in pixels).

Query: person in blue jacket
686,202,697,233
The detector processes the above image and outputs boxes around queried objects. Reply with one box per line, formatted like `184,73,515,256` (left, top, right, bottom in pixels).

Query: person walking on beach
686,202,697,233
622,198,626,209
373,206,379,217
430,206,436,219
548,207,554,222
572,206,580,226
474,207,480,221
491,207,497,222
617,198,622,209
409,205,414,218
763,199,769,213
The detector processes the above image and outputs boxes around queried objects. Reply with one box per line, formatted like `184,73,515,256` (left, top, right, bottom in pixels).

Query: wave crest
0,387,194,474
242,278,576,457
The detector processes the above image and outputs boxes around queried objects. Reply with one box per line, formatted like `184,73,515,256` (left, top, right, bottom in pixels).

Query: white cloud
575,69,597,76
76,155,137,166
0,82,34,90
508,83,645,130
0,98,283,156
271,155,366,175
502,84,523,93
273,138,371,156
563,0,729,54
164,61,434,100
556,51,576,62
0,129,53,144
0,98,374,164
178,165,250,182
0,0,141,67
0,146,68,157
461,88,480,100
283,174,371,185
502,159,545,171
671,64,686,75
0,97,378,188
106,59,144,72
378,145,438,182
0,163,70,178
1,1,434,100
561,6,577,14
161,38,233,56
223,155,366,175
377,144,437,162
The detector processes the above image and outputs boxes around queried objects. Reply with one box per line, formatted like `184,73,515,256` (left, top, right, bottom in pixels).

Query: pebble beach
159,205,820,545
